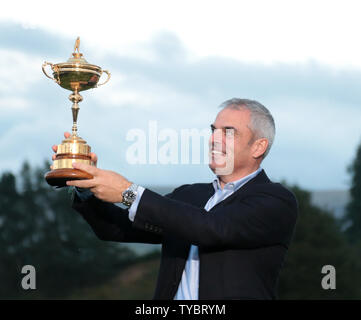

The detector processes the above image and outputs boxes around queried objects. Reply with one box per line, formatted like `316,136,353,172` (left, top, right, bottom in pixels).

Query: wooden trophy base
45,168,93,188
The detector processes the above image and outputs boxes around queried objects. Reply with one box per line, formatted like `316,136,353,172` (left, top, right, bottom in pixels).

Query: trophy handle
97,70,111,87
42,61,60,84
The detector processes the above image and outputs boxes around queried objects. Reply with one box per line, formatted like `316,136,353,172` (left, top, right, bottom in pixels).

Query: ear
252,138,268,159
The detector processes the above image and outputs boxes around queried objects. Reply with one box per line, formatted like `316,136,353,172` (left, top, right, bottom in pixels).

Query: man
52,98,298,299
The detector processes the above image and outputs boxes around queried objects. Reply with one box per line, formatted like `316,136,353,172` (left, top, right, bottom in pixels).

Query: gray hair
219,98,275,158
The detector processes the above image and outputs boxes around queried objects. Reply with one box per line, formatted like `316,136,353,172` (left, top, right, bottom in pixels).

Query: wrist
124,181,132,191
121,183,138,207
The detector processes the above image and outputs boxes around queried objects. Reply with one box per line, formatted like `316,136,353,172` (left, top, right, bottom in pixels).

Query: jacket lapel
172,170,270,292
187,183,215,208
208,169,270,212
171,182,214,289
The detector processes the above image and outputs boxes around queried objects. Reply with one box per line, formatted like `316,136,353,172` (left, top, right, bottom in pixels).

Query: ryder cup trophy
42,37,110,187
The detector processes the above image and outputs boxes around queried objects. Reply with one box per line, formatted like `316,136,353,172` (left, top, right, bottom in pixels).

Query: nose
210,129,223,148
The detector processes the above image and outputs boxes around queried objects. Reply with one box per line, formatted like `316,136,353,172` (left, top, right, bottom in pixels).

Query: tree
0,161,137,299
278,185,361,299
0,171,24,298
343,140,361,244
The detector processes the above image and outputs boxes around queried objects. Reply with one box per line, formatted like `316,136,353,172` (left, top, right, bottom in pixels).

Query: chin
209,161,226,172
209,158,235,176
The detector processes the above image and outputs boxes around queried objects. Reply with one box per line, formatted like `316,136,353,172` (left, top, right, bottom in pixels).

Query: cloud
0,22,360,191
0,22,70,57
2,0,361,68
0,97,29,110
0,49,42,94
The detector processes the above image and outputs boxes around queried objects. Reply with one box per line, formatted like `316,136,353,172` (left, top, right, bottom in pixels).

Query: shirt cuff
74,187,94,201
128,186,145,222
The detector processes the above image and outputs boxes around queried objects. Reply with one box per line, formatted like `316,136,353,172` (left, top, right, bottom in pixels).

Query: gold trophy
42,37,110,187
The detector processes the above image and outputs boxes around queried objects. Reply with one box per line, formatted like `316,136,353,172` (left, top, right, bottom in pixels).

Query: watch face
122,184,138,206
124,190,136,203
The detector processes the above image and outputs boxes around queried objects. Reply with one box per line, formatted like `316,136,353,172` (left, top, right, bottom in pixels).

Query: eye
225,128,234,137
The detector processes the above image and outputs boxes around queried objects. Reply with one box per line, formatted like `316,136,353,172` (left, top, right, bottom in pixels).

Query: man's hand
50,132,98,170
66,162,132,203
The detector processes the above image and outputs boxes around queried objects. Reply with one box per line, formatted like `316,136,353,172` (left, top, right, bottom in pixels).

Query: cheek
230,140,251,158
224,136,241,154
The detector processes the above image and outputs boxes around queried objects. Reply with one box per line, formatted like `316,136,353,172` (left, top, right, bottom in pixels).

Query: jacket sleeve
132,187,298,249
71,190,163,244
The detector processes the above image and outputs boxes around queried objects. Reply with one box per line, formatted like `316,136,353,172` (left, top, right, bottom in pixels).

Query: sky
1,0,361,191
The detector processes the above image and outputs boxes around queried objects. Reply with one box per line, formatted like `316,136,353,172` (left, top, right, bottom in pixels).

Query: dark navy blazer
72,170,298,299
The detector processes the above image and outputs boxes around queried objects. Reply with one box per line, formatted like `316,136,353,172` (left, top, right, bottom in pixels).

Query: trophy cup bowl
42,37,110,187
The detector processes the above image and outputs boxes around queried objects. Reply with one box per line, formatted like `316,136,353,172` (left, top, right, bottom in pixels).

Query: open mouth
211,150,226,155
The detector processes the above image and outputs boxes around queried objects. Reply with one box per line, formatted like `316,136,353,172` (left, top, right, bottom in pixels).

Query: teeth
212,150,224,155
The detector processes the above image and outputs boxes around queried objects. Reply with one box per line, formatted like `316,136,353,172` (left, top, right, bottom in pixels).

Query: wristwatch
121,183,138,207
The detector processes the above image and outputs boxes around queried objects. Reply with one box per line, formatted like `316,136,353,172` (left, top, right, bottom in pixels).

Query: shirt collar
212,167,263,192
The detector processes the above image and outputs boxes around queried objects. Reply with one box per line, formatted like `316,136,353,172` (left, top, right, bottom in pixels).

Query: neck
217,165,260,189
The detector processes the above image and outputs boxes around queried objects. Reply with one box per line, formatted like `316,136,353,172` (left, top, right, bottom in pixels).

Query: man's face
209,107,255,176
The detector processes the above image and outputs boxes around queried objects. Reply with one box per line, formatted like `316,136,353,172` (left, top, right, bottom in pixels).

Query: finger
72,162,99,176
66,179,96,188
90,187,98,194
52,145,58,153
90,152,98,162
52,154,56,161
90,152,98,166
64,131,71,138
50,165,53,170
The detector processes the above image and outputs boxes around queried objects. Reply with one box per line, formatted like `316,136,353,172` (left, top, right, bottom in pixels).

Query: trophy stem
69,90,83,136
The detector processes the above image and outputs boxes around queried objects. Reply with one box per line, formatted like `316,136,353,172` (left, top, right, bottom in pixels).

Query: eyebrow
210,124,238,132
